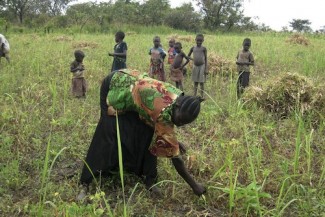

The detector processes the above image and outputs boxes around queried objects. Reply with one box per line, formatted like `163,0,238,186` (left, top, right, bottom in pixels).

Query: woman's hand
193,183,206,196
172,157,206,196
107,106,117,116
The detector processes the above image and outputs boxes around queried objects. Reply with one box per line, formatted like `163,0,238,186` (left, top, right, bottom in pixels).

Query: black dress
80,73,157,187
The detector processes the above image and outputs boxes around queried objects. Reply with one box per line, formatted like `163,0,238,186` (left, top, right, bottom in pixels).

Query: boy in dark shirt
236,38,254,98
109,31,127,72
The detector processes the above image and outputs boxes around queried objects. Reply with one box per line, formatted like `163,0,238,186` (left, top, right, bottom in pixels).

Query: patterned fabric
149,47,166,81
170,67,184,82
107,69,183,157
236,49,254,72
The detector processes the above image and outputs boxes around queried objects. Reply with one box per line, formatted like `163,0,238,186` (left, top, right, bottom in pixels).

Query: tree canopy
289,19,312,32
3,0,75,24
0,0,307,33
196,0,245,30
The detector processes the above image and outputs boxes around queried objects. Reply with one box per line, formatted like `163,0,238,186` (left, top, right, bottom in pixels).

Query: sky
170,0,325,31
75,0,325,31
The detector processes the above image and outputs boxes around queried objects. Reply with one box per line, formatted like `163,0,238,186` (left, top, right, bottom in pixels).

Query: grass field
0,31,325,216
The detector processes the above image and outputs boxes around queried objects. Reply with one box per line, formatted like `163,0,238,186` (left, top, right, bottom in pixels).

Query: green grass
0,32,325,216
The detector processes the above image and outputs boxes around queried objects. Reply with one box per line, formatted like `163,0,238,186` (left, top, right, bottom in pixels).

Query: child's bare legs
176,81,183,91
199,83,204,99
194,82,204,99
193,82,199,96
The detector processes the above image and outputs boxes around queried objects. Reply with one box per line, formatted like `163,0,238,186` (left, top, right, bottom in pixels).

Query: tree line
0,0,322,33
0,0,268,32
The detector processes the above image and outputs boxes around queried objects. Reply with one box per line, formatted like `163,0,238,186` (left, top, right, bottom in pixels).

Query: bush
243,72,325,124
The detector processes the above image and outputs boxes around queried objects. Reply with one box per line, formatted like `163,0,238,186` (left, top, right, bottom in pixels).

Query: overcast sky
170,0,325,31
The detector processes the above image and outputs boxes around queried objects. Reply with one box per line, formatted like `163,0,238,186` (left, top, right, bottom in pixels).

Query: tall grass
115,113,127,216
293,115,303,176
0,32,325,216
38,129,52,216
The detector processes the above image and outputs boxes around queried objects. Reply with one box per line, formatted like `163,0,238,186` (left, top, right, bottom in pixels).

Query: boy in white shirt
0,34,10,63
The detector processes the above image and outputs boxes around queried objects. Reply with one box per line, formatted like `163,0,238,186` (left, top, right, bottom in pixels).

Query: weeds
0,32,324,216
116,113,127,216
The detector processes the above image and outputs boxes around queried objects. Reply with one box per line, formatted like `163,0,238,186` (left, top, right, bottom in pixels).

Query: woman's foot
76,185,88,201
149,185,163,198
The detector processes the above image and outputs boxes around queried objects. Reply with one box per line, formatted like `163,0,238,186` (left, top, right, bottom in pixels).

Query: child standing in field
149,36,166,81
170,42,190,91
0,34,10,63
188,34,208,99
70,50,87,98
236,38,254,98
109,31,127,72
167,38,176,65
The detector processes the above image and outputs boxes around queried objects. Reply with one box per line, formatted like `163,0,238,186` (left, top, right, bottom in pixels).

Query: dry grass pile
178,35,193,42
72,41,99,49
243,72,325,121
187,52,236,77
54,35,72,42
167,34,193,42
126,31,137,35
208,53,236,77
286,33,310,46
